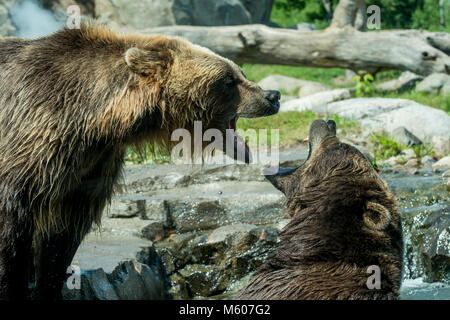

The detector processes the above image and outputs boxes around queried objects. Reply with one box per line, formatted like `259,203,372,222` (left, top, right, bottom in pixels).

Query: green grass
242,64,450,114
370,134,407,161
376,91,450,114
370,133,436,166
238,110,359,149
241,64,345,88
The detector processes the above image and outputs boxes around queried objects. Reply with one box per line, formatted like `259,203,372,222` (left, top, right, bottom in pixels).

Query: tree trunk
320,0,333,25
127,24,450,76
329,0,366,31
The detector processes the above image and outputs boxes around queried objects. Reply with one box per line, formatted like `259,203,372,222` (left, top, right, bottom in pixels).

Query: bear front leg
32,228,85,300
0,209,34,300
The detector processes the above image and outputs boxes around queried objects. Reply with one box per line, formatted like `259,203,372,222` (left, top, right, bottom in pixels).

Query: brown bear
0,23,280,300
238,120,403,300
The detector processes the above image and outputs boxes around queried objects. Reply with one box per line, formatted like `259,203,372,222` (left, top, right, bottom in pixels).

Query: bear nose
264,90,281,105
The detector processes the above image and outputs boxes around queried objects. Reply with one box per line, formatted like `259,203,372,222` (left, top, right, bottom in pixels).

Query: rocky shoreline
65,146,449,300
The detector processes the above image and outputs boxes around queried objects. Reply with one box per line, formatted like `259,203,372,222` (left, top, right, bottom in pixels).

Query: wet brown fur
238,129,403,300
0,23,277,299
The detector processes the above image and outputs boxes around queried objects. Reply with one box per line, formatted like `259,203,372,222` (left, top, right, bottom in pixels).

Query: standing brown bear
0,24,280,300
238,120,403,300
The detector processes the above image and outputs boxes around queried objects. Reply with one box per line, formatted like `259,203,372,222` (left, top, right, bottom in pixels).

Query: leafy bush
352,73,374,97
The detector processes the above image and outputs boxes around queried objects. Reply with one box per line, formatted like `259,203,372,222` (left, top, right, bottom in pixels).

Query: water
401,278,450,300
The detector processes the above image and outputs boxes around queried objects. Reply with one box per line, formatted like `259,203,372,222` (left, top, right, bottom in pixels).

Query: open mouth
225,115,252,163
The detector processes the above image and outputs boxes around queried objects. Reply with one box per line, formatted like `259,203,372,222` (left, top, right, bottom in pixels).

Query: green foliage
271,0,336,29
271,0,450,31
370,134,406,160
412,143,436,159
352,73,374,97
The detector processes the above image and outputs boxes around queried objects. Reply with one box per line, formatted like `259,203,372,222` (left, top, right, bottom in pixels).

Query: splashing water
10,0,63,39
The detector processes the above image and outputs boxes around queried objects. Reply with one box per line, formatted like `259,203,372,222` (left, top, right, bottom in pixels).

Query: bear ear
264,167,298,194
363,202,391,231
125,47,170,77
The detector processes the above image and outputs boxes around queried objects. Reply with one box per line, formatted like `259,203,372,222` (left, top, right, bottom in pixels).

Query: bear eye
225,76,237,87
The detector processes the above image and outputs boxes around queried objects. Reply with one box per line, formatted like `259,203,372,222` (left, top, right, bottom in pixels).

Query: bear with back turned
238,120,403,300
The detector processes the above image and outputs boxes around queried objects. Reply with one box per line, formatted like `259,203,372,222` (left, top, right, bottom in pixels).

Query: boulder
141,221,166,241
431,136,450,156
433,156,450,169
281,89,351,113
258,75,321,93
108,259,167,300
95,0,176,29
298,83,332,98
332,69,357,86
376,71,423,92
39,0,95,17
327,98,450,142
420,209,450,283
416,73,450,94
391,127,423,147
95,0,273,29
421,155,437,168
0,0,17,36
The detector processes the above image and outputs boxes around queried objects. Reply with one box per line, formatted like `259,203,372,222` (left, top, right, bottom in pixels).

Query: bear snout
264,90,281,109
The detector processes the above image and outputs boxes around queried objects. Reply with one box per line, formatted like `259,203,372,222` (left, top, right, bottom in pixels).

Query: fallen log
124,24,450,76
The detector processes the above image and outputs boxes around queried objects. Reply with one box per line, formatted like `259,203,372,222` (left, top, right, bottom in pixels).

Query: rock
280,95,297,103
416,73,450,94
431,136,450,156
442,82,450,95
145,181,286,232
168,273,189,299
443,170,450,178
327,98,450,142
404,158,419,169
40,0,95,18
141,221,165,241
298,83,332,98
420,209,450,283
95,0,273,29
109,259,168,300
153,224,280,299
258,75,320,93
281,89,351,113
376,71,423,92
107,198,142,218
402,149,417,161
178,264,220,297
391,127,423,147
332,69,357,86
83,268,119,300
403,203,450,284
433,156,450,169
421,155,437,168
95,0,175,28
0,1,16,36
207,223,258,244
